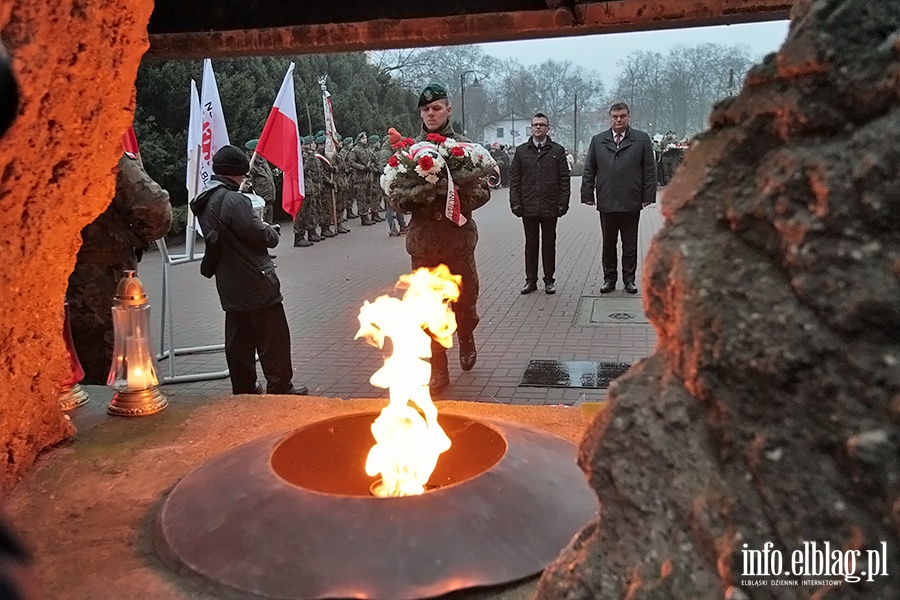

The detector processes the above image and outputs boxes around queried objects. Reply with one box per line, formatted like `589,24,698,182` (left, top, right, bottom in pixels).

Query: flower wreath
380,130,497,226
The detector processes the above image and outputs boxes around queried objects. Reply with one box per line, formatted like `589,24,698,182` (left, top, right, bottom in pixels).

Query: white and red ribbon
444,165,466,226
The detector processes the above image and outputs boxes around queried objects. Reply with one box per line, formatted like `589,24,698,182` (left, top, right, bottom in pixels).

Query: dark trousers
522,215,558,284
224,302,293,394
599,211,641,284
411,253,480,360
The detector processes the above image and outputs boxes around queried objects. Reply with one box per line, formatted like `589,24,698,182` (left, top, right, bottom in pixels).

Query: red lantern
59,301,90,411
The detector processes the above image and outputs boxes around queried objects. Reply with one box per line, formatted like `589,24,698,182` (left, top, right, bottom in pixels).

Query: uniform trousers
599,211,641,284
224,302,293,394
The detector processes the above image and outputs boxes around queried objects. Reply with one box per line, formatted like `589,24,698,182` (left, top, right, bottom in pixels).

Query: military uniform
293,141,321,246
393,83,491,392
314,138,341,238
339,137,355,219
347,133,375,225
67,154,173,383
245,139,276,223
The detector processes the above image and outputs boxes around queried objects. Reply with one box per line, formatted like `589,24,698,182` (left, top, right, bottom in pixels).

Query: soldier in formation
68,153,173,382
293,137,321,247
244,138,276,224
347,132,377,226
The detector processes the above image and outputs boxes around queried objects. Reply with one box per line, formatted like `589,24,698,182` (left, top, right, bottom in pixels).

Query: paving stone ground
134,177,661,406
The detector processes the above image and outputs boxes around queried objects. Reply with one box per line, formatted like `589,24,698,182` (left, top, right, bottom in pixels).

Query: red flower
401,137,415,147
387,155,399,167
450,146,465,157
417,155,434,171
426,133,447,144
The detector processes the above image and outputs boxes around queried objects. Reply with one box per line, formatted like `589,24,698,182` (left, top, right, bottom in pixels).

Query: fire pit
154,411,597,600
155,267,598,598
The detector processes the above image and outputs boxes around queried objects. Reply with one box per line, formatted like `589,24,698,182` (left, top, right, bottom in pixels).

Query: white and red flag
319,75,339,160
257,62,305,217
199,59,230,189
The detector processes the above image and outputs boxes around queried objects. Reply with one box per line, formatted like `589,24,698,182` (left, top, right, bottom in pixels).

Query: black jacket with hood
190,176,281,312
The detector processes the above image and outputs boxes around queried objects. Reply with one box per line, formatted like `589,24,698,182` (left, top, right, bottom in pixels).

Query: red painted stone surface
0,1,154,490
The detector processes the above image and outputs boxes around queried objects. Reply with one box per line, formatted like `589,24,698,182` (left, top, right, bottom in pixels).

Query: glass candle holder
106,270,167,416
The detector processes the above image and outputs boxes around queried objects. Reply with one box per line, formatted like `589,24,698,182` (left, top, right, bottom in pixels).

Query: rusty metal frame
146,0,793,60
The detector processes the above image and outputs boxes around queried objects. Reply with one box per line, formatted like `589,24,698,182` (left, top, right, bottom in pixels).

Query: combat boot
371,211,385,223
308,229,322,243
337,223,351,234
429,348,450,395
293,231,311,247
360,214,373,226
346,208,358,220
458,333,477,372
320,226,337,238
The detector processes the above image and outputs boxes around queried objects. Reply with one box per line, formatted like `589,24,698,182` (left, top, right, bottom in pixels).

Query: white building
477,113,534,147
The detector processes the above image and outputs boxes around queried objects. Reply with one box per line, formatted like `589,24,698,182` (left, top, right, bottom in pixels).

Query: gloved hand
511,205,524,218
558,206,568,217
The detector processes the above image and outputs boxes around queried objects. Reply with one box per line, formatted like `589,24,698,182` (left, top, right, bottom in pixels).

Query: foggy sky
479,21,791,87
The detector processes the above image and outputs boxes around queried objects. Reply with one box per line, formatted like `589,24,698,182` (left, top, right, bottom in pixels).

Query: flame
354,265,462,497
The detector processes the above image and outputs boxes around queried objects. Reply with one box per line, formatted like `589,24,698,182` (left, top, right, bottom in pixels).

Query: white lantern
106,270,167,416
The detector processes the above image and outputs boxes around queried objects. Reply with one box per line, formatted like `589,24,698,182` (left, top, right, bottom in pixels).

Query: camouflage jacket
247,154,276,205
77,154,172,263
346,143,374,179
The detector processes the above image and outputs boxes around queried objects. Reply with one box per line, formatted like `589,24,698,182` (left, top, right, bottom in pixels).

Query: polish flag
199,59,230,190
121,125,140,162
256,62,304,217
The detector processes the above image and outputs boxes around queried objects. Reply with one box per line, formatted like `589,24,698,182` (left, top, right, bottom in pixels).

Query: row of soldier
245,132,410,248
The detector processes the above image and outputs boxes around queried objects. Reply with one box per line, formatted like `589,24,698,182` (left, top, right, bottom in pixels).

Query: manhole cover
574,297,648,325
519,360,632,389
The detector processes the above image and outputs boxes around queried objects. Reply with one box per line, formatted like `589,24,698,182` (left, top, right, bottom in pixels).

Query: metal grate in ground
574,296,648,325
519,360,632,389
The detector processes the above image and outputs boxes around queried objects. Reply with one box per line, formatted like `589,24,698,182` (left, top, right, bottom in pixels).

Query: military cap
417,82,448,107
369,134,380,144
355,131,367,142
343,136,353,145
315,134,326,144
315,130,325,137
212,145,250,176
244,138,259,150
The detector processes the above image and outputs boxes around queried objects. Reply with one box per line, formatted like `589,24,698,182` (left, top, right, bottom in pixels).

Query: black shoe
458,334,476,372
253,383,264,395
624,282,638,294
270,385,308,396
545,282,556,294
520,282,538,295
429,352,450,394
600,281,616,294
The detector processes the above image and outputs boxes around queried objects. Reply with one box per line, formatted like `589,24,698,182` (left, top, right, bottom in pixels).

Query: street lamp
460,70,480,136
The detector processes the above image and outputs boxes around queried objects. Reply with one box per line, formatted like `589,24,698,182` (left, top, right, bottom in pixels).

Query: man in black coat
509,112,571,295
581,102,657,294
191,145,307,396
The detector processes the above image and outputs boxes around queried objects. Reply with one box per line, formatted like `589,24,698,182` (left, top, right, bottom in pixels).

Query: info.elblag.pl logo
740,541,890,585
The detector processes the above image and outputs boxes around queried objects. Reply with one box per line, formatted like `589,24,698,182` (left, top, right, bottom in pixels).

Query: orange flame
355,265,461,497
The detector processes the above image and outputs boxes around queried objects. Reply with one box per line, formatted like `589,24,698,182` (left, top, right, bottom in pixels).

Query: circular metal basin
155,413,598,600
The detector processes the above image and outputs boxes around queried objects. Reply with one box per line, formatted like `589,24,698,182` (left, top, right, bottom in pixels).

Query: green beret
244,138,259,150
369,135,380,143
302,135,313,144
418,82,448,107
343,136,353,145
315,134,326,144
355,132,367,142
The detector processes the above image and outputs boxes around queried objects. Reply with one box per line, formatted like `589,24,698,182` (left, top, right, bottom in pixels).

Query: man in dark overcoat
581,102,656,294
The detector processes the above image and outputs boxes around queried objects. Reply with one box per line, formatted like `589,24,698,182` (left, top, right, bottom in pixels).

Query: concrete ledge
7,392,597,599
